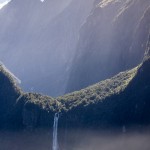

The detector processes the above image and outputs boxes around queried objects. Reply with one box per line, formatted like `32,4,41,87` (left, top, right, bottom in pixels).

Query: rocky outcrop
60,58,150,128
21,57,150,129
0,56,149,129
0,64,58,128
0,64,22,128
66,0,150,93
21,93,58,128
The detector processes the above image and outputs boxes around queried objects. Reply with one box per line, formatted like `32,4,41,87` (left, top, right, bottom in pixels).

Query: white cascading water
52,113,59,150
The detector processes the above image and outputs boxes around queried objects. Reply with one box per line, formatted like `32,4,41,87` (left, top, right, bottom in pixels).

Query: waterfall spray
52,113,59,150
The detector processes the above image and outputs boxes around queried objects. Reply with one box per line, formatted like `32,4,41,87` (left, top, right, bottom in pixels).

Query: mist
0,129,150,150
0,0,149,96
0,0,94,96
0,0,149,149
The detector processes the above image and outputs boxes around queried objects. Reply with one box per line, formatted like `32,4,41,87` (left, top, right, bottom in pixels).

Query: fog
0,0,149,97
0,129,150,150
0,0,94,96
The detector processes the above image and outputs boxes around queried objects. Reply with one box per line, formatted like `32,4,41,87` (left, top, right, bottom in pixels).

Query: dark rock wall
0,58,150,129
0,65,22,128
66,0,150,93
60,58,150,129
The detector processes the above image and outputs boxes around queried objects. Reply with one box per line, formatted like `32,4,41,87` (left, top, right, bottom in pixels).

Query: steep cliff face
0,0,94,96
21,93,57,128
0,0,150,129
19,57,150,129
21,33,150,128
66,0,150,93
0,64,22,128
0,64,58,128
60,58,150,128
0,57,149,129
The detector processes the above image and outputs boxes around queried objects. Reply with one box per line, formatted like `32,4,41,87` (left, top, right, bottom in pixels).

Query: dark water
0,128,150,150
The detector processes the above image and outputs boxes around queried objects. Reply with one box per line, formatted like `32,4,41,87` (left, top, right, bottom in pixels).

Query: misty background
0,0,149,97
0,0,94,96
0,129,150,150
0,1,150,150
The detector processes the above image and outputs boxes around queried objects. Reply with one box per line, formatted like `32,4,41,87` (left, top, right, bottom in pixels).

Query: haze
0,0,149,97
0,129,150,150
0,0,94,96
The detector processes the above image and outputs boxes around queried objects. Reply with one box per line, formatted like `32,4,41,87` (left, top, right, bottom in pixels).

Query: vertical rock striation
66,0,150,93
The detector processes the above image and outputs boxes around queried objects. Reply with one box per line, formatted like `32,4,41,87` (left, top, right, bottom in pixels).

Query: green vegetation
22,93,59,112
57,66,138,111
21,63,139,113
0,57,149,128
0,64,22,95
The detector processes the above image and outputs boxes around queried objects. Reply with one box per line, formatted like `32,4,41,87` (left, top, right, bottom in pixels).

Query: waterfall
52,113,59,150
